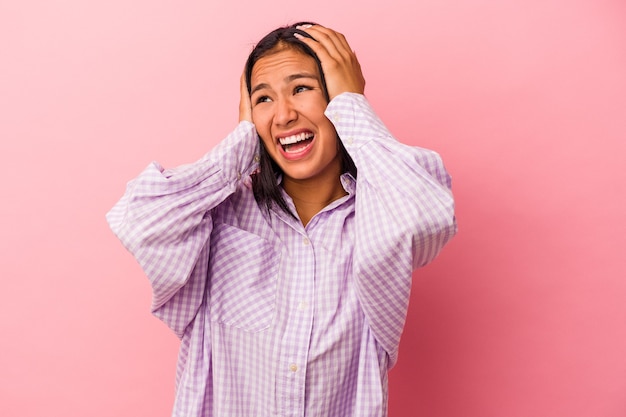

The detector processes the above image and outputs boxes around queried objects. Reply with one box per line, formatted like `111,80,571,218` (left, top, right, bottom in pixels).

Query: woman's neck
282,169,347,227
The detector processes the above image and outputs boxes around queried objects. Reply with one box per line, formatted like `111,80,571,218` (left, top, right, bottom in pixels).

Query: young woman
108,23,456,417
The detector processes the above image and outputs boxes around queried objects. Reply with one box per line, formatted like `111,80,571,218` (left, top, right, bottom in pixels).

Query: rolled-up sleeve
326,93,457,366
106,121,259,337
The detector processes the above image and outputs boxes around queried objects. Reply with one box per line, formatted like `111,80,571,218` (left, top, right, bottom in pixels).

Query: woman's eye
294,85,311,94
255,96,271,104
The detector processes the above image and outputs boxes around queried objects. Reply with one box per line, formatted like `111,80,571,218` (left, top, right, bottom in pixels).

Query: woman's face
250,46,341,184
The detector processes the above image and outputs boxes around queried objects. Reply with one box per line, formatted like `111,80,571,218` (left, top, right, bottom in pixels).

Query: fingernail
296,24,312,29
293,33,304,39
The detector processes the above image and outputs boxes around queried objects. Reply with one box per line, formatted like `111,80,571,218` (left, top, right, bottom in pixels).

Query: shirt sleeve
106,121,259,337
325,93,457,367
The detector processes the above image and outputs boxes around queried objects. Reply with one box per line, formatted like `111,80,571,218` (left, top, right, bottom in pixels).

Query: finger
294,30,348,76
298,25,350,62
293,30,332,63
293,26,365,98
298,26,362,80
305,25,353,57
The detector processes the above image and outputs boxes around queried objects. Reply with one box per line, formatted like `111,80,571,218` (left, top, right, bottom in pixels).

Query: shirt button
346,137,354,145
253,154,260,162
303,237,310,245
297,301,308,311
289,363,298,372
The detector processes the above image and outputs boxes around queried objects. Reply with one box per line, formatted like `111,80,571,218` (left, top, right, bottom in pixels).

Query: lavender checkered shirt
107,93,456,416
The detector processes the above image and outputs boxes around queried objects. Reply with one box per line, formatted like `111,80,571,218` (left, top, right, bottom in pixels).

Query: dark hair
245,22,357,218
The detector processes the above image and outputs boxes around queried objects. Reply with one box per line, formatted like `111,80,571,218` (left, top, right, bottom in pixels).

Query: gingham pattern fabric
107,93,457,417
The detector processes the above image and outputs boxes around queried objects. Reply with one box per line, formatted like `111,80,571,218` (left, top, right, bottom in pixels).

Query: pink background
2,1,625,416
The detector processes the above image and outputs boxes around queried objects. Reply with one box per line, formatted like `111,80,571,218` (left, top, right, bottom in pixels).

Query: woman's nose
274,98,297,126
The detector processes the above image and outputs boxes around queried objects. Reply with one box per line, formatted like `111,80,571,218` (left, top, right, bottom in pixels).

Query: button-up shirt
107,93,457,416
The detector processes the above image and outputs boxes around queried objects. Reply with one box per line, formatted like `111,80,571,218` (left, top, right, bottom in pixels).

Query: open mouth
278,131,315,153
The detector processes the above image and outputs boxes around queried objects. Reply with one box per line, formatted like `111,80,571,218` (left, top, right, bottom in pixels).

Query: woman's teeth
279,132,314,146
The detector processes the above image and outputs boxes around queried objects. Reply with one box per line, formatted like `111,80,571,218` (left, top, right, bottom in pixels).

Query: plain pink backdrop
1,1,625,416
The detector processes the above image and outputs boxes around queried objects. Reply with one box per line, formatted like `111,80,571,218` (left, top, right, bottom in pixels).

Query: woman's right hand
239,71,252,123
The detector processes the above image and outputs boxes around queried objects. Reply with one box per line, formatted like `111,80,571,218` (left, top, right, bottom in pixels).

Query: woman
107,23,456,417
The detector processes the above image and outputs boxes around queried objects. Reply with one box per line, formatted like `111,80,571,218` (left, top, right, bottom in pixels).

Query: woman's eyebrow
251,73,318,96
285,73,318,83
250,83,269,96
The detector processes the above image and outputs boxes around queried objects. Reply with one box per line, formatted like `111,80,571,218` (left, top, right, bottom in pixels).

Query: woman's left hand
239,70,252,123
294,25,365,101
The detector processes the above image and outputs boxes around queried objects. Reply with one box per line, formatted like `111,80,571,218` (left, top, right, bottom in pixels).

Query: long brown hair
244,22,357,217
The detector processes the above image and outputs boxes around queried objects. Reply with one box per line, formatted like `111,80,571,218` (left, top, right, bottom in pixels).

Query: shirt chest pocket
207,223,279,332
